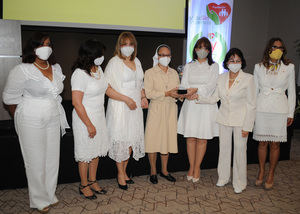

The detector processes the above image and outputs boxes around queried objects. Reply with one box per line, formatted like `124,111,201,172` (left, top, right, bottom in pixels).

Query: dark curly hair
192,37,214,65
261,37,291,69
72,39,106,76
223,48,246,70
22,32,56,65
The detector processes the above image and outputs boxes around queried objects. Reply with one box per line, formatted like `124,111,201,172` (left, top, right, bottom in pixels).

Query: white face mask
228,63,242,73
120,46,134,57
158,56,171,67
196,49,209,59
94,56,104,66
35,46,52,60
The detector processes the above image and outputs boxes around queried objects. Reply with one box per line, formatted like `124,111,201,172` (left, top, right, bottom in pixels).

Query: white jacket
196,70,256,132
253,62,296,118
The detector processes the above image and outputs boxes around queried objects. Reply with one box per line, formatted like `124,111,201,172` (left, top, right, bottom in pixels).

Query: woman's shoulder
72,68,89,79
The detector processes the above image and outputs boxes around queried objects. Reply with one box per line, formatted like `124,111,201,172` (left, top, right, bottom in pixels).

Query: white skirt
73,108,110,162
253,112,287,142
178,100,219,139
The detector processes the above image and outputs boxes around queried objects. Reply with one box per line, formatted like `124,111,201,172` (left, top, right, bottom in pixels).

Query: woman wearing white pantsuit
194,48,256,193
2,33,69,213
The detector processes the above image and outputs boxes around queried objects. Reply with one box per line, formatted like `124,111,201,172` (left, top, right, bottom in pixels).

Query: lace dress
105,56,145,162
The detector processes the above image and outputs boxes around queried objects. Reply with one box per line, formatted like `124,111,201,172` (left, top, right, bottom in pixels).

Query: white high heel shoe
192,177,200,183
187,175,193,181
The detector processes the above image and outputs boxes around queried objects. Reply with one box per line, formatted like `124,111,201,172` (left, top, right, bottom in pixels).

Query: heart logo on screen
206,3,231,25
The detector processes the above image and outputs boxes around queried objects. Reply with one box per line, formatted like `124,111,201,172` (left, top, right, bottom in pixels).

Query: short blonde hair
114,32,137,61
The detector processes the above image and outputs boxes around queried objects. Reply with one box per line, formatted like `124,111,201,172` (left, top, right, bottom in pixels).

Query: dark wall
21,27,185,100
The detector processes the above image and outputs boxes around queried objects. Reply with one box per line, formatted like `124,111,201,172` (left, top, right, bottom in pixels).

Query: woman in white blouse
71,39,110,200
2,33,69,213
178,37,219,183
105,32,148,190
253,38,295,190
194,48,256,194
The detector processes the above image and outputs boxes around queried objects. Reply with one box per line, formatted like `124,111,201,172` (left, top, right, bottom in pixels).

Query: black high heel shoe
79,184,97,200
116,178,128,190
88,180,107,194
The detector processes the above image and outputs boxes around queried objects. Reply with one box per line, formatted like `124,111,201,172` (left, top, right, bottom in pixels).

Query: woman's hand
141,97,148,109
185,88,198,97
187,93,199,100
241,130,249,138
125,97,137,110
87,124,96,138
287,117,294,127
165,87,179,98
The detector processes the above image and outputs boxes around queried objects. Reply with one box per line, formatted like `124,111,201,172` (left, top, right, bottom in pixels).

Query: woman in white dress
178,37,219,182
194,48,256,194
71,39,110,200
105,32,148,190
253,38,295,190
2,32,69,213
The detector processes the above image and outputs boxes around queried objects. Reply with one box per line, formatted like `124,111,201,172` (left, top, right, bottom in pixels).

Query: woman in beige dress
144,44,180,184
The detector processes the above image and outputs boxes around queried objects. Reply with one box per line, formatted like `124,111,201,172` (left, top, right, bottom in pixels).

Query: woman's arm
3,65,26,118
287,64,296,126
242,76,256,132
141,88,148,109
105,85,137,110
72,91,96,138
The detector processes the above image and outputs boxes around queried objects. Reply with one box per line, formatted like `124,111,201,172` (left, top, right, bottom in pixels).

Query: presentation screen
3,0,186,33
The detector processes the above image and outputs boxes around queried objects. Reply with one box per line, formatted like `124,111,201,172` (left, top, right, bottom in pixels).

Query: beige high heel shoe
264,182,274,190
255,179,263,186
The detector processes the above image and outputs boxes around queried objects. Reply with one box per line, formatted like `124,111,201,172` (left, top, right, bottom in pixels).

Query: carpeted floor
1,131,300,214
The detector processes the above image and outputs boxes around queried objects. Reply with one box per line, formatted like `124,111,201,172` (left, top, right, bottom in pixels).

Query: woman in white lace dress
178,37,219,183
105,32,148,190
253,38,295,190
71,39,110,200
2,33,69,213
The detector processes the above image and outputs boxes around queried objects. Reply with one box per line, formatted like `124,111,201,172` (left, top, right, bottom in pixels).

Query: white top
71,67,107,112
2,63,69,135
253,62,296,118
196,71,256,132
180,60,219,97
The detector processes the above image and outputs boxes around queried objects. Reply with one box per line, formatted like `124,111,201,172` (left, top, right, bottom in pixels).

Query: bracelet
141,96,147,99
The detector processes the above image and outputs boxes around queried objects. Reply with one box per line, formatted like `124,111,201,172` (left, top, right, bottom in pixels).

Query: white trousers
217,124,248,192
17,113,60,209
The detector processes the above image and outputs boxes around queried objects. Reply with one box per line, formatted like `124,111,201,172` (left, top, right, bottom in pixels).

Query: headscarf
152,44,171,67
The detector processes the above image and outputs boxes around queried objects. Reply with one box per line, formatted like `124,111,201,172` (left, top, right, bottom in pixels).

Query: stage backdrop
186,0,234,73
3,0,185,33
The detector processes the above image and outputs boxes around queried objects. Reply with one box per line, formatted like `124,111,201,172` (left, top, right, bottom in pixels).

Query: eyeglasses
271,45,284,50
158,54,171,57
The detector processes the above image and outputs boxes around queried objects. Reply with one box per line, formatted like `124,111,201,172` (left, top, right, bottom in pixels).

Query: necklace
34,61,49,70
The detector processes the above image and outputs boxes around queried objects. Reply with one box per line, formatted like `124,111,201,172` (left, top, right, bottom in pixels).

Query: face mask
94,56,104,66
120,46,134,57
35,46,52,60
158,57,171,67
269,49,283,60
228,63,241,73
196,49,209,59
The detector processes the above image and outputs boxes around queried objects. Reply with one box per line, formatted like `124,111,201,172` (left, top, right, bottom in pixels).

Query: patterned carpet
1,132,300,214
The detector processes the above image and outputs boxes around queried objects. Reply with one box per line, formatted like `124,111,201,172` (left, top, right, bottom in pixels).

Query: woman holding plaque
194,48,256,193
178,37,219,183
253,38,295,190
144,44,180,184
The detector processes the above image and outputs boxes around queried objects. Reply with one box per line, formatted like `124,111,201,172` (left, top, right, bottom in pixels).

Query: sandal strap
88,180,97,185
79,183,90,189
